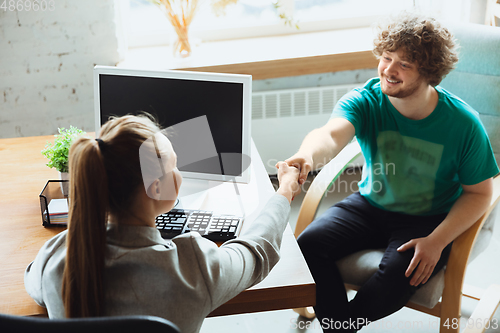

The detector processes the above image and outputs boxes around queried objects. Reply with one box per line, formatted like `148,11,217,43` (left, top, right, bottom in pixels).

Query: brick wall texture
0,0,120,138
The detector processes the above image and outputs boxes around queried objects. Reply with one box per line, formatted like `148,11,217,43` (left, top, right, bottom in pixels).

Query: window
122,0,472,49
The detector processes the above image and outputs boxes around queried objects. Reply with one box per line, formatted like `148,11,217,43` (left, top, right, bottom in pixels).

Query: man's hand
277,155,312,186
398,178,493,287
397,236,446,286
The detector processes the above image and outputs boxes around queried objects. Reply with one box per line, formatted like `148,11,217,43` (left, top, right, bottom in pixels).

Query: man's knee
297,225,320,256
377,249,415,284
297,220,339,263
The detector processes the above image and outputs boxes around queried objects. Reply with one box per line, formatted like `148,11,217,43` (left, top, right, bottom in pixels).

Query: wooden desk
0,135,315,317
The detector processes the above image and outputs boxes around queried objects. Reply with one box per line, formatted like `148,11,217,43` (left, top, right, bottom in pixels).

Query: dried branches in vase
149,0,200,58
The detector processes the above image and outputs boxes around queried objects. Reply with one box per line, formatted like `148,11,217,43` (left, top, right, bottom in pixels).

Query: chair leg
439,290,462,333
293,307,316,319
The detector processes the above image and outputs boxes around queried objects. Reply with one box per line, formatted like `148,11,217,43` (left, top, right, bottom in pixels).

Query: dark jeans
297,192,452,333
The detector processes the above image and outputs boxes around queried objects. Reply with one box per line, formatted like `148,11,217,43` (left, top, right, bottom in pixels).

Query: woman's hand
276,162,301,203
277,154,312,186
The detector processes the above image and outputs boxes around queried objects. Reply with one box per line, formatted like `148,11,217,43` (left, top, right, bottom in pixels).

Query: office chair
293,23,500,333
0,313,181,333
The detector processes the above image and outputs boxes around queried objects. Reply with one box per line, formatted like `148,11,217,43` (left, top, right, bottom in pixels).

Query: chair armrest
441,175,500,321
294,141,362,238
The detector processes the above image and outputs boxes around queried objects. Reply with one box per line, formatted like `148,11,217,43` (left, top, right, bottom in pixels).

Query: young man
283,12,499,332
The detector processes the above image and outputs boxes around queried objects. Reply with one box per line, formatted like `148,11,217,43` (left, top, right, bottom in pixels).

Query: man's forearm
296,128,340,171
427,189,492,249
297,119,355,171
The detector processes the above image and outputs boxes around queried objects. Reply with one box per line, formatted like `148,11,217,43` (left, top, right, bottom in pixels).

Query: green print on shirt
372,131,444,214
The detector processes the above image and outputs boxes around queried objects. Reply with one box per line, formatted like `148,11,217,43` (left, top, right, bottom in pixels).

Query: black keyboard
155,208,243,242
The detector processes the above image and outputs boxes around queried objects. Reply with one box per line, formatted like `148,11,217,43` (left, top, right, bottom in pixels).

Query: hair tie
95,138,105,149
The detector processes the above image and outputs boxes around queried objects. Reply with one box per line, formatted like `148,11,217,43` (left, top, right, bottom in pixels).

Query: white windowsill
118,27,378,79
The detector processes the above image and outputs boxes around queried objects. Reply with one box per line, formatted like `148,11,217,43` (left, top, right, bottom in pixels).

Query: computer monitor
93,66,252,184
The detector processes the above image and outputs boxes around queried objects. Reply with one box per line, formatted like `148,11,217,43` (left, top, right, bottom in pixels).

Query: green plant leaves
41,126,86,173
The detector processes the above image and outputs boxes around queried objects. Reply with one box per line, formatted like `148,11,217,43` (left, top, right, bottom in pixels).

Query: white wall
0,0,120,138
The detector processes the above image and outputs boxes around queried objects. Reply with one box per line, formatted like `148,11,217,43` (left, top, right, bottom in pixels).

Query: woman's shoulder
40,230,68,256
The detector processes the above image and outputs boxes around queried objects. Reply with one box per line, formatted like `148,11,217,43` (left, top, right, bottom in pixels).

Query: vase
59,171,69,197
172,25,192,58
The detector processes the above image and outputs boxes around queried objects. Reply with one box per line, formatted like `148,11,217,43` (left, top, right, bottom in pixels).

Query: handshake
275,154,313,203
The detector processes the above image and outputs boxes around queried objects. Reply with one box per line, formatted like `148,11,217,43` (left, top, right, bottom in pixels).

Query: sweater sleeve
173,193,291,313
24,231,67,307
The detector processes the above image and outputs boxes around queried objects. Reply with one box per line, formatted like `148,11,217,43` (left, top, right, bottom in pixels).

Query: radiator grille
252,84,360,120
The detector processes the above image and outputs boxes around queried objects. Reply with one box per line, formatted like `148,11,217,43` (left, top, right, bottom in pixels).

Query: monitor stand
175,178,247,217
175,179,210,211
174,171,259,218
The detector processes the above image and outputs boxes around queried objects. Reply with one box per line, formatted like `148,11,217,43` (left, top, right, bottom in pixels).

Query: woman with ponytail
25,115,300,333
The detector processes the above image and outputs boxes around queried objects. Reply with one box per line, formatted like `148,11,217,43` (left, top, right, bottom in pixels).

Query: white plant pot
59,171,69,197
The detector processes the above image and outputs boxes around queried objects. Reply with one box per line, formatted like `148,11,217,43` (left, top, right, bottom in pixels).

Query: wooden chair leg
439,302,461,332
439,281,462,333
293,307,316,319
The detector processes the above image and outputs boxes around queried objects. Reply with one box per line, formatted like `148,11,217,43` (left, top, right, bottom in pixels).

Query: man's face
378,50,426,99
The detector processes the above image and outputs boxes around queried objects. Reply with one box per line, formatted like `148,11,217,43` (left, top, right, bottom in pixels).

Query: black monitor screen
98,74,244,176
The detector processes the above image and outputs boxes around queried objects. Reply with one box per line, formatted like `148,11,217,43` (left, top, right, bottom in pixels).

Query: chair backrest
440,23,500,260
0,313,180,333
440,23,500,164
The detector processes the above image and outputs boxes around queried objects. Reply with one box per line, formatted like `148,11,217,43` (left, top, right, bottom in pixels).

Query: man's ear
147,179,161,200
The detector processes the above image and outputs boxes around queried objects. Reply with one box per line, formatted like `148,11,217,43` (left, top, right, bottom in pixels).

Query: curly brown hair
373,12,459,87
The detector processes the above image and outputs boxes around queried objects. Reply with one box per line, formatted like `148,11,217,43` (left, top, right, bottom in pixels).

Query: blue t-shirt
332,78,499,216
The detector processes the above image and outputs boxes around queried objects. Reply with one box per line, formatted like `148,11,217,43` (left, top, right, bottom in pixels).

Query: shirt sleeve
176,193,291,313
24,231,68,307
458,115,499,185
330,88,366,136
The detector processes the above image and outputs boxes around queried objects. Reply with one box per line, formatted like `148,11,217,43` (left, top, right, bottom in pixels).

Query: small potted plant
41,126,86,196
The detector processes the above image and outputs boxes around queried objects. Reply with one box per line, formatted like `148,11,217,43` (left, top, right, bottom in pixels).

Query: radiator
251,84,362,174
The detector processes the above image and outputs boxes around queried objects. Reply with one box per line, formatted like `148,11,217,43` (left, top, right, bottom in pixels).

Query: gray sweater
25,194,290,333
